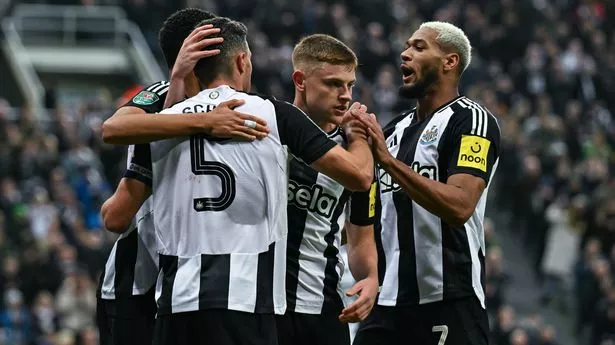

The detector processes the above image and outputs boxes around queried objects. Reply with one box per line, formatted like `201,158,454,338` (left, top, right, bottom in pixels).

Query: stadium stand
0,0,614,344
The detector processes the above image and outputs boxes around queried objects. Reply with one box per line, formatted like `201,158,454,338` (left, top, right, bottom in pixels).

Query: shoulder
142,81,170,94
450,97,501,135
383,109,414,137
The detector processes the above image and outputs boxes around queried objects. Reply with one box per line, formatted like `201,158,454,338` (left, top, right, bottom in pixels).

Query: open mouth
401,65,415,82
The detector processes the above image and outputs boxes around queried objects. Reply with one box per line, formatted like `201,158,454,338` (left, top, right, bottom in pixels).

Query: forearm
346,226,378,282
346,138,374,187
381,157,472,226
164,76,186,109
102,113,205,144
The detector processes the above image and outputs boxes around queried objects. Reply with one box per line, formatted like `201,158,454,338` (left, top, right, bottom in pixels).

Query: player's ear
236,52,248,75
291,70,306,92
443,53,459,73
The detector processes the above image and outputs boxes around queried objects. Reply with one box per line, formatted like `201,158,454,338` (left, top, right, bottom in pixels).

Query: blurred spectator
55,269,96,334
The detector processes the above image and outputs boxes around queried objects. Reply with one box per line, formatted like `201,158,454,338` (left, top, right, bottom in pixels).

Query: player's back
151,85,288,257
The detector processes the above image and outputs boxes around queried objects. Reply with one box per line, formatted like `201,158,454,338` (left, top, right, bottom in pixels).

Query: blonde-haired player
277,34,379,345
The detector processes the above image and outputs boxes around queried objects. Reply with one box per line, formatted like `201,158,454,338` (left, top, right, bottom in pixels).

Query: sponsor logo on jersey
379,168,400,193
457,135,490,172
411,162,437,180
380,162,437,194
288,180,338,218
132,90,159,105
420,125,438,144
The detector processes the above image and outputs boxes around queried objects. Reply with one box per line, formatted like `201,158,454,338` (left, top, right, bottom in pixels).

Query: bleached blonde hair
419,21,472,74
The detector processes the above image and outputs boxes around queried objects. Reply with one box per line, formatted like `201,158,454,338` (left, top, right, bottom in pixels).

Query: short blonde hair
292,34,358,73
419,21,472,74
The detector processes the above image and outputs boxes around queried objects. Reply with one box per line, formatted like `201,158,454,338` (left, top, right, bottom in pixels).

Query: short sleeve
271,100,336,164
348,180,378,226
123,144,152,187
445,106,501,183
122,81,170,113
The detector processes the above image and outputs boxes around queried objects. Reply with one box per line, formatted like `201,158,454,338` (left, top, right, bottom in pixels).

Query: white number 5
432,325,449,345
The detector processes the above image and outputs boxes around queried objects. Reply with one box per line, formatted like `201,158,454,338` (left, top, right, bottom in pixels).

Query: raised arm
102,100,269,144
354,109,500,226
274,100,373,192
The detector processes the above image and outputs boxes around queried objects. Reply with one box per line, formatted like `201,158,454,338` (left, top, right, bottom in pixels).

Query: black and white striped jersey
98,80,169,300
285,128,376,314
142,85,338,315
377,96,500,308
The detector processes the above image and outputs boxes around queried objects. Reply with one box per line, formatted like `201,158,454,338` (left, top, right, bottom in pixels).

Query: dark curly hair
158,8,217,68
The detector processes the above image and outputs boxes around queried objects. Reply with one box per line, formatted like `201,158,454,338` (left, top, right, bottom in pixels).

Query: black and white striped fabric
376,96,500,309
285,128,376,314
98,80,168,300
145,85,338,315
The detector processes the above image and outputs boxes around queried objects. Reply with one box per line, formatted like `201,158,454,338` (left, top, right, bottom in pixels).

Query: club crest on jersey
209,91,219,99
132,90,159,105
420,125,438,144
288,180,338,218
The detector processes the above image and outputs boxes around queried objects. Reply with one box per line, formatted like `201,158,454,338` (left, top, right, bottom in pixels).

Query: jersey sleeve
446,107,500,183
122,81,170,113
271,99,337,164
348,180,378,226
123,143,153,187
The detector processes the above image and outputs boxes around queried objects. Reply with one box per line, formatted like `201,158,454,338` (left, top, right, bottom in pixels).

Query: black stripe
96,262,106,299
394,116,431,304
198,254,231,310
321,190,352,313
255,243,276,313
157,254,178,315
113,229,138,299
285,157,319,311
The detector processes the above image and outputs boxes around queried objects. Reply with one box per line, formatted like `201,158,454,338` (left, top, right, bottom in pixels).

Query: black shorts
276,310,350,345
97,288,157,345
153,309,277,345
353,297,489,345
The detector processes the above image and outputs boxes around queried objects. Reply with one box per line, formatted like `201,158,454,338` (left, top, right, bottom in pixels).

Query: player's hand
171,24,223,81
343,102,369,141
203,99,269,141
338,277,379,323
351,111,391,164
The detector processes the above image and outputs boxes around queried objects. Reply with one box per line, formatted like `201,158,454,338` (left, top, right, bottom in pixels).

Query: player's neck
293,97,337,133
416,84,459,121
205,77,244,92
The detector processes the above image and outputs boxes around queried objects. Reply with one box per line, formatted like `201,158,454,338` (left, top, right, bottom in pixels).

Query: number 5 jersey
129,85,338,316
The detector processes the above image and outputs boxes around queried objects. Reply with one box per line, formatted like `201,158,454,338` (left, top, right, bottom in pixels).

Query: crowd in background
0,0,614,344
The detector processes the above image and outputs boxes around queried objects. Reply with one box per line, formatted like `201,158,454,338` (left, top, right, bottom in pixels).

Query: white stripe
272,239,287,315
100,243,118,299
132,205,158,295
471,106,477,135
156,86,170,96
463,99,491,138
227,253,258,313
293,174,333,314
147,81,165,92
476,106,483,137
413,107,455,304
171,256,201,313
377,114,413,306
151,81,170,93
